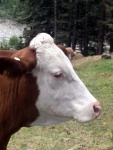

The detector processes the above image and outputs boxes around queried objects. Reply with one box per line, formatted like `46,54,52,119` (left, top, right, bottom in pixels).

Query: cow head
29,33,101,126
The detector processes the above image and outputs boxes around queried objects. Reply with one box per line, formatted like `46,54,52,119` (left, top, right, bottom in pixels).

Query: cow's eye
53,72,63,78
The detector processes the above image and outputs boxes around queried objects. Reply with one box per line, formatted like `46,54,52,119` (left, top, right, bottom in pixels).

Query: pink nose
92,102,101,118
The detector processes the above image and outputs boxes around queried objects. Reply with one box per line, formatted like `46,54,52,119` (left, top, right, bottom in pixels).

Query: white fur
30,33,99,126
29,33,54,49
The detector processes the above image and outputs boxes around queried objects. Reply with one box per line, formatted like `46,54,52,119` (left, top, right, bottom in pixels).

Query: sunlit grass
8,58,113,150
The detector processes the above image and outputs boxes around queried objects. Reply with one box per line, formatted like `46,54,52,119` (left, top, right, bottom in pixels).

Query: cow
0,33,101,150
57,45,75,60
57,44,68,56
66,47,76,60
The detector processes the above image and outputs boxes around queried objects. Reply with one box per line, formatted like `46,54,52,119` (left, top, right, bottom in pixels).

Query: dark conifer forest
0,0,113,56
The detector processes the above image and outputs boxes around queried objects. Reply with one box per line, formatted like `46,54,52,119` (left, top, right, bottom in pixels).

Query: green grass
8,58,113,150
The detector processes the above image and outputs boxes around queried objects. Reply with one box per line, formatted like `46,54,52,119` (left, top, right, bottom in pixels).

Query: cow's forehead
30,33,66,59
36,43,66,59
30,33,74,73
36,43,73,72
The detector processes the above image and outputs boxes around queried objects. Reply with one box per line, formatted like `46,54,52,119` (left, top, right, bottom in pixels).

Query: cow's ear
0,57,36,77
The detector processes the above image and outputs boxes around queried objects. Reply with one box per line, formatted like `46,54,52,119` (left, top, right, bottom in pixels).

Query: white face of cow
30,33,101,126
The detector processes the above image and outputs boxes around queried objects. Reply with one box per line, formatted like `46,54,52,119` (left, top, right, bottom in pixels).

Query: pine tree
105,0,113,52
20,0,54,46
18,0,113,55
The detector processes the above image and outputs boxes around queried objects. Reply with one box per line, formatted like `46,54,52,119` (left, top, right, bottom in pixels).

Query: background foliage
0,0,113,55
0,36,20,50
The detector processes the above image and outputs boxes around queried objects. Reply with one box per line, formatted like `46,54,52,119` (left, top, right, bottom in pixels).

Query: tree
97,1,105,55
105,1,113,52
54,0,57,43
19,0,54,46
18,0,113,55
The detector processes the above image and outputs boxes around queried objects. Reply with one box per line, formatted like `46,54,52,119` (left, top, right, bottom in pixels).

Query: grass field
8,57,113,150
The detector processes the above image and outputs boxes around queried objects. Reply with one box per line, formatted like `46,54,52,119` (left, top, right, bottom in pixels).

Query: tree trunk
97,2,105,55
54,0,57,43
106,32,113,53
72,25,76,50
110,38,113,52
71,0,77,50
109,10,113,52
67,33,72,47
82,1,88,56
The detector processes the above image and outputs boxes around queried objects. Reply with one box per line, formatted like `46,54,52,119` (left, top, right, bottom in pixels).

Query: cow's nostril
93,102,101,118
93,105,100,113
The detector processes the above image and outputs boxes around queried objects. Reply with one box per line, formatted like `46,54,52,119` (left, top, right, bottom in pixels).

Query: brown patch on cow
0,50,16,57
0,47,37,77
57,44,68,56
0,47,40,149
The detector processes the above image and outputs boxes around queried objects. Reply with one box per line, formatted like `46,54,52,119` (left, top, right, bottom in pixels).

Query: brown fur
57,45,75,60
66,47,75,60
0,47,37,76
0,47,39,150
57,44,68,56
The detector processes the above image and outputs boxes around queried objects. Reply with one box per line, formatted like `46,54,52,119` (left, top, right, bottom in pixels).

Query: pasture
8,56,113,150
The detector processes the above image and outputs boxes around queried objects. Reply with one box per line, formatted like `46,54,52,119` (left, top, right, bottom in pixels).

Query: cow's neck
0,135,11,150
0,73,39,149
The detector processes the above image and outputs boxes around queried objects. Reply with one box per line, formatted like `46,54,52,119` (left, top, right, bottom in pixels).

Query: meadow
8,56,113,150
